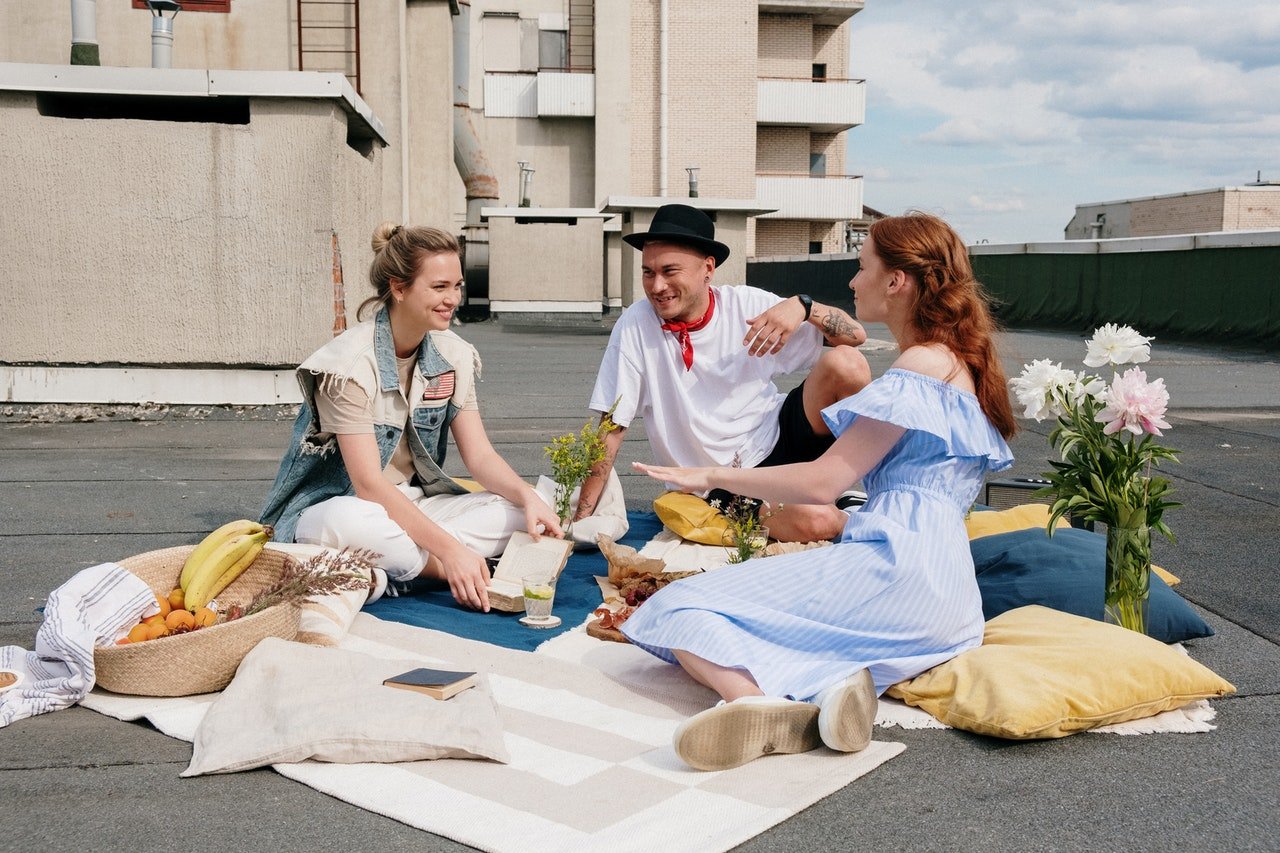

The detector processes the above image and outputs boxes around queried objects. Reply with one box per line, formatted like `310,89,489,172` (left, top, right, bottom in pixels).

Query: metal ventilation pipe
145,1,182,69
70,0,100,65
452,2,499,304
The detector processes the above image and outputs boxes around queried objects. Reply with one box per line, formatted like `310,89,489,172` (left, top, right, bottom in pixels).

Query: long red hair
869,213,1017,439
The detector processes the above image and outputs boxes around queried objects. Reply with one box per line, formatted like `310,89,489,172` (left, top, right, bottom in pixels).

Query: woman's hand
521,491,565,541
632,462,716,494
437,540,492,612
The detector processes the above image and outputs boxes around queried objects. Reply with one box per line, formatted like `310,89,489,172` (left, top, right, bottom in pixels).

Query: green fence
972,238,1280,349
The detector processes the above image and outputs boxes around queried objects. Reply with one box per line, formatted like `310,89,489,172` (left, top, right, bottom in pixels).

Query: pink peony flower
1096,368,1172,436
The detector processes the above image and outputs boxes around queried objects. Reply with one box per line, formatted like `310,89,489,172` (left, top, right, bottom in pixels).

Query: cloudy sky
847,1,1280,244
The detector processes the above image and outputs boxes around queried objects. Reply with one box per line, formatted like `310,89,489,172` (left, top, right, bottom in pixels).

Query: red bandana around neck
660,289,716,371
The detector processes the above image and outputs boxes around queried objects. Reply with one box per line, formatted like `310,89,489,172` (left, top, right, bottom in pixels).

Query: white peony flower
1009,359,1079,421
1083,324,1152,368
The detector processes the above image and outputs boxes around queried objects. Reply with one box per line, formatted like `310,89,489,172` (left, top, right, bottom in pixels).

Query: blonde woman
261,223,562,611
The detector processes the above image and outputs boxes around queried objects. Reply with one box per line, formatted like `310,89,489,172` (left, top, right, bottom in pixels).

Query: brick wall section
1223,189,1280,230
1130,193,1225,236
811,220,843,252
758,14,812,78
631,0,757,197
811,131,844,175
813,23,848,77
757,126,809,173
755,220,811,256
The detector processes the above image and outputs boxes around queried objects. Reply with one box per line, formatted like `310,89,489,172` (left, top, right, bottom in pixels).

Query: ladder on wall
297,0,362,95
568,0,594,71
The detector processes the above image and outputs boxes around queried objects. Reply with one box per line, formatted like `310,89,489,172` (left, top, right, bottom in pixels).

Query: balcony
755,173,863,220
536,70,595,117
483,71,595,118
757,0,864,26
758,77,865,132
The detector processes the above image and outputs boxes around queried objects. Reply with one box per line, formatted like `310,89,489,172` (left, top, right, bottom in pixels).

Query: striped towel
0,563,155,727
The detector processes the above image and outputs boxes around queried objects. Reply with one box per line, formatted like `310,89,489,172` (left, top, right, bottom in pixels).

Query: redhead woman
623,212,1018,770
261,223,562,611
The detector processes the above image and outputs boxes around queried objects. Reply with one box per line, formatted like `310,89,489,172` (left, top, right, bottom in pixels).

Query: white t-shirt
589,285,823,472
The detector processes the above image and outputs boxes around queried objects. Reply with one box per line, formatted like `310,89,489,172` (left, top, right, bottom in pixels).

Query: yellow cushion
653,492,731,546
968,504,1180,585
886,605,1234,740
452,478,484,493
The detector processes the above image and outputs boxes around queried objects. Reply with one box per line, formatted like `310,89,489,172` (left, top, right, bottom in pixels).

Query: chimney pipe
70,0,100,65
145,1,181,70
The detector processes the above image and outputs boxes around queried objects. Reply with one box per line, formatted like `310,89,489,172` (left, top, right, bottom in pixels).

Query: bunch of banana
180,520,273,611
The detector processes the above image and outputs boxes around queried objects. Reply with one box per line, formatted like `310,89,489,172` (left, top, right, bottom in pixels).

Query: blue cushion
969,527,1214,644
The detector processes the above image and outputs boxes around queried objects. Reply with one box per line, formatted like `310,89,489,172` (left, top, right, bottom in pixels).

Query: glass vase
724,526,769,564
1104,522,1152,635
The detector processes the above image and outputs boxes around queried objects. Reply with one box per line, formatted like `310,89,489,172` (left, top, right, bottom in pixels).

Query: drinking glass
522,572,557,621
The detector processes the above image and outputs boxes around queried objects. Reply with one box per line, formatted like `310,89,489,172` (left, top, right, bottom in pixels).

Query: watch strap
796,293,813,321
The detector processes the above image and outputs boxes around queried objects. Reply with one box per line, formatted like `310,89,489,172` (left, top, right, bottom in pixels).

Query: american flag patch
422,371,456,401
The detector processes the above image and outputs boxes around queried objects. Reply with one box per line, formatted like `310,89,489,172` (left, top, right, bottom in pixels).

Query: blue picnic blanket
366,512,665,651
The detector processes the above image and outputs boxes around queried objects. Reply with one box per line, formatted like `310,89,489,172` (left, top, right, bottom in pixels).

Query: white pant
293,484,533,582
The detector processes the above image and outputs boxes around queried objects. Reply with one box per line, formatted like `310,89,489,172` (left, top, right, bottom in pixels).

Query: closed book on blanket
382,667,478,701
486,531,574,613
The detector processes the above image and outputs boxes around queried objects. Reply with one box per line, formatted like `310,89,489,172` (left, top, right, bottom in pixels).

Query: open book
487,530,573,613
382,667,477,701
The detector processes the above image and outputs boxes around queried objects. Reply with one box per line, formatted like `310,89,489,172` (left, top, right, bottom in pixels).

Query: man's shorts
707,381,833,508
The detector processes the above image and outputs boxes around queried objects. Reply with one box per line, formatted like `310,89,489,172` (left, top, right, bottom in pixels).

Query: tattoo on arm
819,307,864,345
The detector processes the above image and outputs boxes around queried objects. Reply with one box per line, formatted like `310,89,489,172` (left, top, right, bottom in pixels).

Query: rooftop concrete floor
2,321,1278,852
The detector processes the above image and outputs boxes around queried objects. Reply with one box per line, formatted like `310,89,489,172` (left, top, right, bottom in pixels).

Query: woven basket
94,545,302,697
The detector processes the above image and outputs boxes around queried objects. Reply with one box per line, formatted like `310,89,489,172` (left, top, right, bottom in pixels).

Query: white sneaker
815,669,877,752
366,567,390,604
836,489,868,511
672,696,820,771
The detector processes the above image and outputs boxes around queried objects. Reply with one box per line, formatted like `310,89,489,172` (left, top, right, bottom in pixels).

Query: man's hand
633,461,715,495
438,540,492,612
743,297,807,357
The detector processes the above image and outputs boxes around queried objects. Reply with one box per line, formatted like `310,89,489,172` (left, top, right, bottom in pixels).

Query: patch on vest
422,371,456,401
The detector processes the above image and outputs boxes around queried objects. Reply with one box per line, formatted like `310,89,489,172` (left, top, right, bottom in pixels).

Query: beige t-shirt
315,354,419,486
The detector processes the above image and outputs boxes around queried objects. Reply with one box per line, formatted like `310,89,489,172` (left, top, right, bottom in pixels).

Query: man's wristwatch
795,293,813,322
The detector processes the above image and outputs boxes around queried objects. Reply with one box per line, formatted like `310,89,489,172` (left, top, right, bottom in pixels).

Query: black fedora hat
622,203,731,266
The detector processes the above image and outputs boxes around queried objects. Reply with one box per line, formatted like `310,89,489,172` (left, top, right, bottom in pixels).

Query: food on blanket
184,528,272,611
168,587,186,611
180,519,271,591
586,617,628,643
596,535,669,586
165,609,196,633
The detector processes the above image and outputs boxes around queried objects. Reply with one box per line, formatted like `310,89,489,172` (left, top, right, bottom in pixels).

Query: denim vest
260,309,475,541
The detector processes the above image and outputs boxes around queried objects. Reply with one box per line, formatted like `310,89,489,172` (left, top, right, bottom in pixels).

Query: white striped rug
82,613,904,853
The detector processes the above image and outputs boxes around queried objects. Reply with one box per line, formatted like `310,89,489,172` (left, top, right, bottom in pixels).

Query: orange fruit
127,623,150,643
165,610,196,632
115,638,131,646
142,613,165,626
168,587,185,611
143,622,170,640
154,594,172,619
193,607,217,628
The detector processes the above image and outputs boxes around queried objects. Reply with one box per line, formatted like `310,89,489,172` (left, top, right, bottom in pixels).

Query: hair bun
371,221,402,253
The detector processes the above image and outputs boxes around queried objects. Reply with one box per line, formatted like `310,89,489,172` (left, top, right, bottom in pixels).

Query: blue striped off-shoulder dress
620,368,1015,699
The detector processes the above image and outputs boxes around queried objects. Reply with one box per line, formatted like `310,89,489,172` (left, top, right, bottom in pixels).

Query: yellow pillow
967,504,1180,585
452,478,484,493
653,492,731,546
887,605,1234,740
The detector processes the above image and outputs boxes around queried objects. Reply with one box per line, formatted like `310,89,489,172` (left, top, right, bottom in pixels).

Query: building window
539,29,567,70
809,241,824,254
812,63,827,81
132,0,229,10
810,152,826,177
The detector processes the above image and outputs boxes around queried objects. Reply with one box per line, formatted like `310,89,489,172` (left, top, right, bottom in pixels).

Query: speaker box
984,477,1094,530
984,477,1053,511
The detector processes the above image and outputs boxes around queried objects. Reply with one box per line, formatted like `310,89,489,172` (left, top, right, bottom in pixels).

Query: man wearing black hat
576,203,872,543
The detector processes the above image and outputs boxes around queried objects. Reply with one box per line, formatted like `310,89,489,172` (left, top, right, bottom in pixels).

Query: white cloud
848,0,1280,241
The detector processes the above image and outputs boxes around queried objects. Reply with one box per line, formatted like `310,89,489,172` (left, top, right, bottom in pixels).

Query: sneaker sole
817,669,876,753
673,699,820,771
